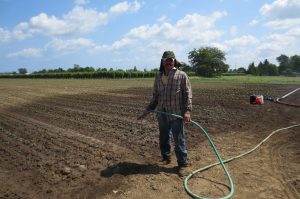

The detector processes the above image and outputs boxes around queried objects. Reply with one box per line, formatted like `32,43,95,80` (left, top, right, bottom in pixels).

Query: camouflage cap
162,51,176,59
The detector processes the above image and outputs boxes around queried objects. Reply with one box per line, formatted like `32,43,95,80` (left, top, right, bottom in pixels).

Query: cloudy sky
1,0,300,73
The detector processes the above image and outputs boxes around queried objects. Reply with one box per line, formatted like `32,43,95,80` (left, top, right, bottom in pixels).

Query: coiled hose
149,109,300,199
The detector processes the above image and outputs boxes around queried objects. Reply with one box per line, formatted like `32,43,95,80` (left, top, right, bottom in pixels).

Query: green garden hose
150,109,233,199
149,109,300,199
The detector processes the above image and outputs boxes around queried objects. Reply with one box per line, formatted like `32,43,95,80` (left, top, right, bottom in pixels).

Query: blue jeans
158,114,188,166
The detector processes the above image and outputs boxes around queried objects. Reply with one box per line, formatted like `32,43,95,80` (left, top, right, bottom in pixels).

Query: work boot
178,164,189,177
160,157,171,165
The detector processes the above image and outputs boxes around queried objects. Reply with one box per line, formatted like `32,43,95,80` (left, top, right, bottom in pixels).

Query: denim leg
158,114,171,159
170,119,187,166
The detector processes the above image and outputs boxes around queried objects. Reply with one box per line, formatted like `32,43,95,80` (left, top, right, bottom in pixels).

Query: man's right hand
137,110,149,120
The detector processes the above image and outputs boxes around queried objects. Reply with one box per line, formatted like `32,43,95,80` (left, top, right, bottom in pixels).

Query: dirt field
0,79,299,199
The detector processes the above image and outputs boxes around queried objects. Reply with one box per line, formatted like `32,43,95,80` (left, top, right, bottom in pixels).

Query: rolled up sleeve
182,74,192,113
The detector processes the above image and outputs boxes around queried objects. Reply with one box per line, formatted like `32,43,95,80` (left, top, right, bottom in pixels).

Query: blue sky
1,0,300,73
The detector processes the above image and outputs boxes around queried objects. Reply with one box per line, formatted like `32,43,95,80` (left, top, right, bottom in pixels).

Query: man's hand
183,112,191,122
137,110,149,120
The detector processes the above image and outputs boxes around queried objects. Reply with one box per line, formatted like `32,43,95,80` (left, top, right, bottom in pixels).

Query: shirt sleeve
147,74,159,110
182,73,192,113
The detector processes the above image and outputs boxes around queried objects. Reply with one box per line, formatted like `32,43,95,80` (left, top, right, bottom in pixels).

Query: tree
18,68,27,74
83,66,95,72
180,62,193,72
256,61,264,76
73,64,81,72
267,63,279,76
54,67,65,73
247,62,257,75
151,68,159,72
188,47,228,77
236,67,246,73
276,54,290,74
257,59,278,76
290,55,300,73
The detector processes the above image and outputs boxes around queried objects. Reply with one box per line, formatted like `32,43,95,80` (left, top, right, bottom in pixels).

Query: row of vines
0,71,196,79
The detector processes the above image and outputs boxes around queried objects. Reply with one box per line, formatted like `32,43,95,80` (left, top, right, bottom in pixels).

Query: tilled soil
0,79,299,199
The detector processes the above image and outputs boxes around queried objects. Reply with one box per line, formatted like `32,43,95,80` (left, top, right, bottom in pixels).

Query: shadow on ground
100,162,178,177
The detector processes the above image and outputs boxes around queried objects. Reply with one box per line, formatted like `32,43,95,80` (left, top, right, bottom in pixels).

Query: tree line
1,47,299,78
247,55,300,76
185,47,299,77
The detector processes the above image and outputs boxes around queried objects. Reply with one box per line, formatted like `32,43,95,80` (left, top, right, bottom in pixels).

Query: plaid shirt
147,68,192,118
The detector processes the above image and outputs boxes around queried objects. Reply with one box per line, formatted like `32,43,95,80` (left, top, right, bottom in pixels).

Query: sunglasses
162,58,175,62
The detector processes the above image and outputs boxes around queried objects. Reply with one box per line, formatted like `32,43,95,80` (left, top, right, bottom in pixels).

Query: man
138,51,192,177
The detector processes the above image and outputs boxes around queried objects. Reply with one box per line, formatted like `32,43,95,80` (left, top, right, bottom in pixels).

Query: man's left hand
183,112,191,122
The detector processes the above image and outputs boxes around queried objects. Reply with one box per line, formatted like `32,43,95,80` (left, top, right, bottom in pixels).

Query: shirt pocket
158,84,165,96
175,81,181,94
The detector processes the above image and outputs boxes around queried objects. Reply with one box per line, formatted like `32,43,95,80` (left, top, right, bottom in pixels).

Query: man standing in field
138,51,192,177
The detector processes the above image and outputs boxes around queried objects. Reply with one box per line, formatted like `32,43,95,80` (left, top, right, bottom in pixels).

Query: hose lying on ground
149,109,234,199
271,88,299,107
149,109,300,199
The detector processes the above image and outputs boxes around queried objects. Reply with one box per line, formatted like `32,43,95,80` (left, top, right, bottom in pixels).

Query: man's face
162,58,175,71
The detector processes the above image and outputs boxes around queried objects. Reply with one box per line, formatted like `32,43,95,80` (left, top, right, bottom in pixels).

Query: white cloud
229,25,238,36
0,28,11,42
126,24,162,40
8,48,43,58
29,13,72,36
109,0,141,15
287,27,300,36
63,6,109,33
9,36,133,58
111,38,135,49
92,44,110,52
249,0,300,30
28,7,109,36
265,18,300,29
257,43,282,51
126,11,227,43
265,33,295,43
224,35,258,47
0,22,32,42
158,15,167,22
13,22,31,40
223,30,298,68
256,33,296,59
92,37,136,52
210,42,230,52
226,51,258,68
90,11,228,65
74,0,89,5
221,35,259,66
260,0,300,19
248,19,259,26
46,38,95,53
0,1,142,42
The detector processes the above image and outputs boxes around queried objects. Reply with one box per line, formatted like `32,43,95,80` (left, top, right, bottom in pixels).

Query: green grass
0,75,299,89
190,75,300,84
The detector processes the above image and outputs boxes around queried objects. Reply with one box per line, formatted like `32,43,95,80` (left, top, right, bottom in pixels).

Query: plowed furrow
0,114,105,169
269,130,300,199
0,113,96,157
10,101,158,143
0,110,134,157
